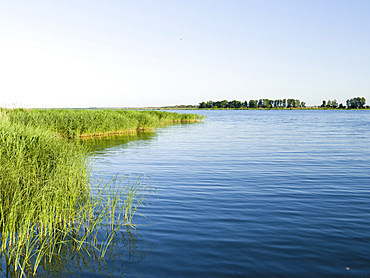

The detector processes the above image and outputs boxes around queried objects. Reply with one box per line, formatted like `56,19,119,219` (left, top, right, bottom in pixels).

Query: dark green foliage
321,99,339,108
346,97,366,109
199,98,306,109
320,97,367,109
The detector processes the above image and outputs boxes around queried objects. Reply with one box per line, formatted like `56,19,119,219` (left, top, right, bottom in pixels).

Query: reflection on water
83,131,157,154
0,231,152,278
82,122,203,155
33,230,153,278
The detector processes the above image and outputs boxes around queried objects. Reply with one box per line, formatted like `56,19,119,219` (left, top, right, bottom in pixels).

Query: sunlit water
52,110,370,277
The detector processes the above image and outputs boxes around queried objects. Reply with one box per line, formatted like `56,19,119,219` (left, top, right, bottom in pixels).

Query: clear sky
0,0,369,108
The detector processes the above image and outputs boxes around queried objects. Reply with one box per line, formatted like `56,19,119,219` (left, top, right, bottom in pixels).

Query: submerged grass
0,108,197,276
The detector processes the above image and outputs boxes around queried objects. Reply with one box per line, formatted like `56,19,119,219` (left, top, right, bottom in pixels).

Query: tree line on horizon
198,97,368,109
199,99,306,109
320,97,367,109
346,97,367,109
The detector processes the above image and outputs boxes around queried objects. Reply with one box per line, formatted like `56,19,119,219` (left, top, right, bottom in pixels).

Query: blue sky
0,0,369,108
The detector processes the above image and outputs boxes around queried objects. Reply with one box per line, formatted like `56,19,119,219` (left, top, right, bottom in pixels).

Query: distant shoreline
124,107,370,111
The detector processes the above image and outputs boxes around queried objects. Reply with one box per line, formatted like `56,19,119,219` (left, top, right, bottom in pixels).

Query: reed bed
0,108,200,276
5,109,205,139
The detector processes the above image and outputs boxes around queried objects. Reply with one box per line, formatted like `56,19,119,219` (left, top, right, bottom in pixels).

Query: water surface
60,110,370,277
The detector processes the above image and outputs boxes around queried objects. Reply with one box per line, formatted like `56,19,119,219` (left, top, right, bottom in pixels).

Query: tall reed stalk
0,116,153,276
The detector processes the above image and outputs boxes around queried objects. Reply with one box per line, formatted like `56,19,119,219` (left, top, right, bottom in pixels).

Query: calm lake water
53,110,370,277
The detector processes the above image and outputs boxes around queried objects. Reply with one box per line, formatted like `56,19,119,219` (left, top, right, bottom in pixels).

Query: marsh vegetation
5,109,205,139
0,108,203,276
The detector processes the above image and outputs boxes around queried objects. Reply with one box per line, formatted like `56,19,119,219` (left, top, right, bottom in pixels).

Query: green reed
0,111,156,276
5,109,205,139
0,108,202,276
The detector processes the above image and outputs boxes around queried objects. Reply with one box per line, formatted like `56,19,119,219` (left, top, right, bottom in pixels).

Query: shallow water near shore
47,110,370,277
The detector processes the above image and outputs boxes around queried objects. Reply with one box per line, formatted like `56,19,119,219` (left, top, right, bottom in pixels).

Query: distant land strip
133,97,368,110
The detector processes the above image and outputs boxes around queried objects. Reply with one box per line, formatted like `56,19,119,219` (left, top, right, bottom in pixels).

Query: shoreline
123,107,370,111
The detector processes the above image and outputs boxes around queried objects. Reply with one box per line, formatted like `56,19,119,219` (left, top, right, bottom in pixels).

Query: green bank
0,108,204,276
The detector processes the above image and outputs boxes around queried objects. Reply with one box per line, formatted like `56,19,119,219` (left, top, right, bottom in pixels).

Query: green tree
232,100,242,108
346,97,366,109
199,102,206,108
249,100,257,108
221,100,228,108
